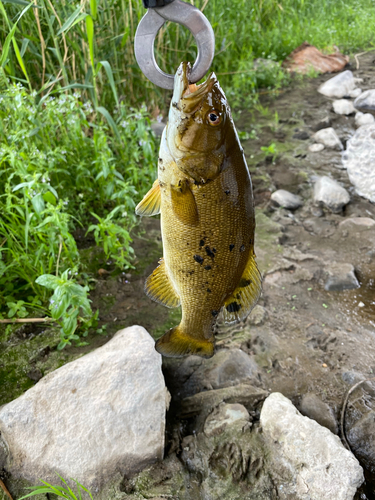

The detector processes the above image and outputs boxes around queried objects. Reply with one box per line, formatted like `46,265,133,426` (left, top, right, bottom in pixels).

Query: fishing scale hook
134,0,215,89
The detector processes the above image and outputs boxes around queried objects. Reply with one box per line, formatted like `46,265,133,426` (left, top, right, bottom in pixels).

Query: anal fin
171,180,198,226
145,258,180,308
135,179,161,216
222,252,262,324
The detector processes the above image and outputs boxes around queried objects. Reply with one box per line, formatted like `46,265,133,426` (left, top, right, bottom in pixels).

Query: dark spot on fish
207,288,212,293
204,265,212,270
202,194,206,197
187,270,195,276
172,101,179,108
158,158,163,163
225,190,230,195
236,293,241,299
229,244,235,252
187,242,189,245
205,246,215,258
199,239,205,247
211,310,219,317
213,248,217,253
249,238,253,245
240,245,245,252
239,278,252,287
226,302,241,313
194,255,204,265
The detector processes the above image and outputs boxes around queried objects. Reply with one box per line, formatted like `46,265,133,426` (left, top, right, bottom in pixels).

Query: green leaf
57,6,85,35
31,193,45,215
35,274,60,290
0,22,18,67
98,60,118,105
3,0,34,6
85,15,95,70
96,106,121,141
90,0,97,19
43,191,57,205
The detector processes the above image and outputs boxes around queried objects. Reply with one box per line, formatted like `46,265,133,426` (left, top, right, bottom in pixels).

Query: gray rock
354,89,375,116
260,392,364,500
173,349,261,399
0,326,168,490
347,411,375,475
349,88,362,99
313,127,343,150
342,124,375,202
354,111,374,128
271,189,303,210
324,262,360,291
309,143,325,152
318,70,362,98
299,393,338,434
314,176,350,213
204,403,250,436
339,217,375,228
247,304,268,326
151,121,165,137
332,99,355,115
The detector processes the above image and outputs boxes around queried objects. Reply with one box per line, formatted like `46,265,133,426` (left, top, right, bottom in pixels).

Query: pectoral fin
222,252,262,324
171,180,198,226
135,179,161,216
145,258,180,308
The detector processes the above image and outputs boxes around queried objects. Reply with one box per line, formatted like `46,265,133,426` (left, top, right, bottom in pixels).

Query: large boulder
0,326,168,491
260,393,363,499
342,124,375,202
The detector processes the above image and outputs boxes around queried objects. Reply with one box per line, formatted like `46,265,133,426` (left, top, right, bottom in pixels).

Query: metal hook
134,0,215,90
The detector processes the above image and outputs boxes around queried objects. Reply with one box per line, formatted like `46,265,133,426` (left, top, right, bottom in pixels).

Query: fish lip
173,62,216,110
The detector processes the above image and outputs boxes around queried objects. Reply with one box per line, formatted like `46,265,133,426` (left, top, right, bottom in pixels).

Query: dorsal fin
135,179,161,217
222,251,262,324
145,259,180,308
170,180,199,226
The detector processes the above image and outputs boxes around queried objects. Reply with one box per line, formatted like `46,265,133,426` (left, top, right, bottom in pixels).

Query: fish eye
207,110,222,126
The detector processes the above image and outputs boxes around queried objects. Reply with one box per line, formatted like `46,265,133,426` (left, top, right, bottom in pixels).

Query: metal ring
134,0,215,90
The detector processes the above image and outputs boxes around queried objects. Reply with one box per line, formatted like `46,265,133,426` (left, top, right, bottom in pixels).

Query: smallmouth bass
136,62,261,358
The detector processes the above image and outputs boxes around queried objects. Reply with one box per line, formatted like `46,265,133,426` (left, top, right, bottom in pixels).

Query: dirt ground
1,52,375,499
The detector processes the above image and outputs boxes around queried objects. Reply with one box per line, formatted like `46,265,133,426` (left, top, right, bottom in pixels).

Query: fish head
167,62,235,183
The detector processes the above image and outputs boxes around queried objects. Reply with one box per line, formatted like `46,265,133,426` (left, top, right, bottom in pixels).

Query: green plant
19,474,93,499
260,142,278,162
36,269,94,349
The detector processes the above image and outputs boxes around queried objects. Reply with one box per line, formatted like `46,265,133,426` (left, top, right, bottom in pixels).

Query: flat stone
318,70,362,98
332,99,355,115
309,143,325,152
293,130,310,140
314,176,350,213
339,217,375,228
299,393,338,434
271,189,303,210
313,127,343,150
324,262,359,291
347,411,375,476
312,116,331,131
260,393,364,499
204,403,250,436
342,123,375,202
355,111,375,127
354,89,375,116
0,326,168,490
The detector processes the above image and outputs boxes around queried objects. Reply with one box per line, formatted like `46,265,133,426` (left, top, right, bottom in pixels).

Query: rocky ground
1,52,375,499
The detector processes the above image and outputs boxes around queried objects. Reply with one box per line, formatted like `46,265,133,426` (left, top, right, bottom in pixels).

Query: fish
135,62,261,358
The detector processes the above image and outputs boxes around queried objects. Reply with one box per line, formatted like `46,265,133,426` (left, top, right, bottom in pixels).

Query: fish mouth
172,62,216,113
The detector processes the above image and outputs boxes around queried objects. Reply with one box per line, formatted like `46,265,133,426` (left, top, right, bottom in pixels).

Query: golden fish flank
136,62,261,358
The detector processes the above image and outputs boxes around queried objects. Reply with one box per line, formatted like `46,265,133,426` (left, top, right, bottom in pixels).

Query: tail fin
155,325,214,358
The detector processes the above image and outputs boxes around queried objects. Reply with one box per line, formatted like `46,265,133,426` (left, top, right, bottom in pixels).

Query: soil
1,52,375,499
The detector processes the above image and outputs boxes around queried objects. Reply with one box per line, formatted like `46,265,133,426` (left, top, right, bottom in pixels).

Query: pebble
270,189,303,210
354,89,375,116
260,393,364,499
313,127,343,150
309,143,325,152
355,111,375,128
342,123,375,202
339,217,375,228
293,130,310,140
314,176,350,213
324,262,360,291
299,393,338,434
204,403,250,436
349,88,362,98
0,326,168,490
318,70,363,98
312,116,331,131
332,99,355,115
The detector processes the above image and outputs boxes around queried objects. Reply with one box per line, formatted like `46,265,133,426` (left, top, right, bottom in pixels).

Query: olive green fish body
136,63,261,358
